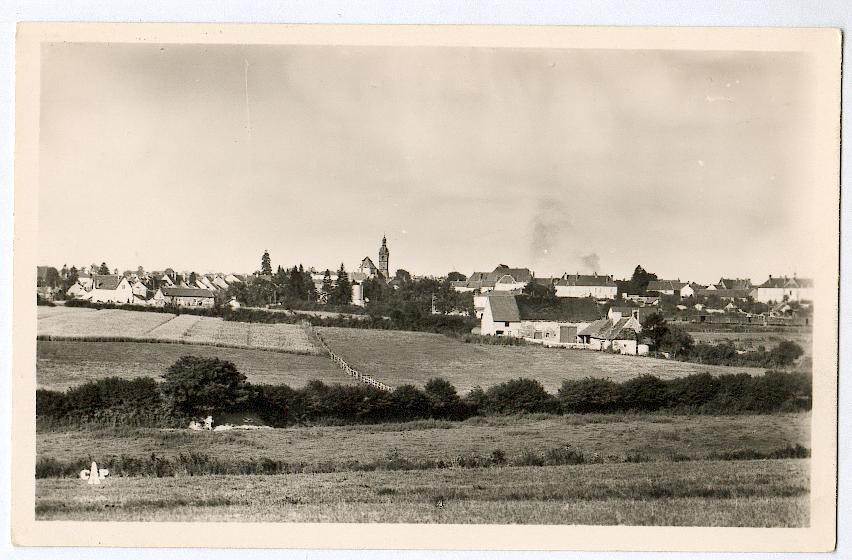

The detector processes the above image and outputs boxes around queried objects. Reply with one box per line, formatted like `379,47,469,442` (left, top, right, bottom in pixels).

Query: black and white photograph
10,22,840,551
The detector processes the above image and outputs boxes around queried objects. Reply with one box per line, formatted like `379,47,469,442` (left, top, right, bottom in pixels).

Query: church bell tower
378,235,390,279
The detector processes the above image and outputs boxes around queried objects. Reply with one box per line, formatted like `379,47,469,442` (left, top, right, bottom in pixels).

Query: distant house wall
555,285,617,299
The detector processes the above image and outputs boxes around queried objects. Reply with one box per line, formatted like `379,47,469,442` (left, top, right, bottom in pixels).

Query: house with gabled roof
554,272,617,299
578,313,645,354
453,265,531,294
88,275,134,304
679,282,706,298
359,256,379,277
480,293,522,337
753,275,814,303
153,286,215,308
646,279,687,296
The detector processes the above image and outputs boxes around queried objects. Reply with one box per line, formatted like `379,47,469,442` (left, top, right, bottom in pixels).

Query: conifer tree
321,269,334,303
333,263,352,306
260,250,272,276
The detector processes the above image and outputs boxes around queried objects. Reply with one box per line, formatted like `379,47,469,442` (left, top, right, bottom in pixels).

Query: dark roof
757,276,814,289
92,275,123,290
161,287,215,298
487,294,521,322
717,278,753,290
579,317,639,340
466,266,533,287
360,257,377,271
534,277,557,286
556,273,617,287
646,280,686,292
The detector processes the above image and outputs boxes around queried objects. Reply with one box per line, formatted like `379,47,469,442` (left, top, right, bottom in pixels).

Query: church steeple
378,235,390,279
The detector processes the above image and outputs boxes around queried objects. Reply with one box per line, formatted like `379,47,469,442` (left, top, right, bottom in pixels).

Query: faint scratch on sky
244,58,252,137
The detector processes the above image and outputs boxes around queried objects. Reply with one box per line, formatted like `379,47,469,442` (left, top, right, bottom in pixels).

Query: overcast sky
38,43,819,283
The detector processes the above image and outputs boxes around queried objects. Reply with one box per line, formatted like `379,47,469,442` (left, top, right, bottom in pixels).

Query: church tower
378,235,390,279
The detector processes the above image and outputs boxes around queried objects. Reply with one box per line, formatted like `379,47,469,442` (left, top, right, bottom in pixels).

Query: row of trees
36,356,813,428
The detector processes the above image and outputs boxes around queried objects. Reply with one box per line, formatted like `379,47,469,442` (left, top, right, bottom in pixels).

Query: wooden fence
301,321,394,392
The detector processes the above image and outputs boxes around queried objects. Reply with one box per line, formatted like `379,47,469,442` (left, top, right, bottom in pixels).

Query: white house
131,280,149,299
88,275,134,304
153,286,215,308
679,282,706,298
66,281,89,299
480,293,523,337
753,276,814,303
554,273,618,299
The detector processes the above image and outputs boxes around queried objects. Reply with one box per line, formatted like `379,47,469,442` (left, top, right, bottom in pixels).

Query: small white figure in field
99,468,110,479
88,461,100,485
188,420,203,430
204,415,213,430
79,469,90,480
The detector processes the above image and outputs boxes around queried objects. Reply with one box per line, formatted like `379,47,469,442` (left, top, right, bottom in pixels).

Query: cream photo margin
11,22,841,552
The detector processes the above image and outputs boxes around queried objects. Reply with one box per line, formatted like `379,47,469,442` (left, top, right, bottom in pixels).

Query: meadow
37,306,318,355
35,459,809,526
37,340,352,391
317,327,766,392
37,412,810,469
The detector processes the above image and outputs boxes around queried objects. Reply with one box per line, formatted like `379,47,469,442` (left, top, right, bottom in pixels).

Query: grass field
38,307,318,354
35,459,809,526
37,412,810,470
37,340,353,391
317,327,766,392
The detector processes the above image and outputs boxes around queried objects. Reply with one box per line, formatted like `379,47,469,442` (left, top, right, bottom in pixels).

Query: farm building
646,279,686,296
516,320,589,345
608,306,658,323
153,286,215,308
453,265,532,294
578,313,646,354
753,275,814,303
88,275,134,304
554,273,618,299
480,293,523,337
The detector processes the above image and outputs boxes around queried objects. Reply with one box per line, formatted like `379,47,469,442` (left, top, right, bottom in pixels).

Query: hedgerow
37,355,812,429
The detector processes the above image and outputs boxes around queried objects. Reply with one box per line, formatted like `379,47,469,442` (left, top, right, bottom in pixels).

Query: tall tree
446,271,467,282
189,272,197,286
641,312,669,353
98,262,111,275
260,250,272,276
332,263,352,306
321,269,334,303
63,266,79,291
44,267,61,288
629,265,658,296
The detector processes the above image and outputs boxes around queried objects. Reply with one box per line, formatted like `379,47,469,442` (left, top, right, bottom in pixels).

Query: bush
484,378,557,415
618,375,668,412
558,377,621,413
424,377,468,420
160,356,253,416
389,385,431,421
665,372,722,410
